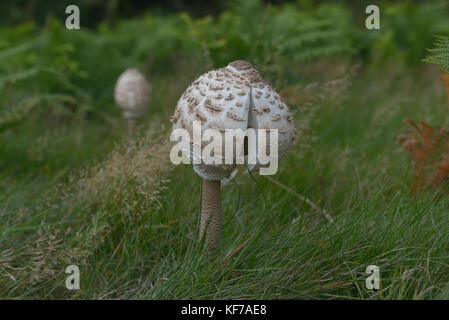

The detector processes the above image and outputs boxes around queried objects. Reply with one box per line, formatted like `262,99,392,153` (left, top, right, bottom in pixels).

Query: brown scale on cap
253,108,263,115
210,83,224,90
187,96,200,113
225,93,235,101
229,60,264,82
227,111,245,122
195,110,207,123
229,60,256,70
204,98,223,113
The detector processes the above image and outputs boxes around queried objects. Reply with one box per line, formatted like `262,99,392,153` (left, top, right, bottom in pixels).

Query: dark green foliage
0,0,354,132
359,1,449,66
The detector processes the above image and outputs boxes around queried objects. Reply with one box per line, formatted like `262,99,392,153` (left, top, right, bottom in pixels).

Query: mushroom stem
127,118,136,138
200,179,222,251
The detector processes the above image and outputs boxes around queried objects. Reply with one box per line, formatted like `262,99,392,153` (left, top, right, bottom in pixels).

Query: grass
1,58,449,300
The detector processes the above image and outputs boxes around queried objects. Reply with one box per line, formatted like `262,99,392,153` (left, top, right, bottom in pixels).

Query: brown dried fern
397,118,449,194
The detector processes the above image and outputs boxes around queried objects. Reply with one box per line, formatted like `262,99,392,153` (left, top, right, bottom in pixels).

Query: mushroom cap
171,60,296,180
114,68,151,119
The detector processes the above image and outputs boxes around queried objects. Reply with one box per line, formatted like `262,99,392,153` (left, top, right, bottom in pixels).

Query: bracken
397,118,449,194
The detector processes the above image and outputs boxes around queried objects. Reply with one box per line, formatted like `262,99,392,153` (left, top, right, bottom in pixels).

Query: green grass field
1,56,448,299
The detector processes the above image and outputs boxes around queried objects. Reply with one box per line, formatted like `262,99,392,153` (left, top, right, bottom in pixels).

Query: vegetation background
0,0,448,299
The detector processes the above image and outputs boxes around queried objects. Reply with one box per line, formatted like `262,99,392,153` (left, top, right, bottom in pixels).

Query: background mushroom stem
127,118,136,138
200,179,222,251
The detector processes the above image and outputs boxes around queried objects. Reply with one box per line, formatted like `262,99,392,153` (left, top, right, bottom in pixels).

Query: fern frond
0,38,43,61
397,118,449,194
0,68,40,91
0,94,76,132
423,36,449,73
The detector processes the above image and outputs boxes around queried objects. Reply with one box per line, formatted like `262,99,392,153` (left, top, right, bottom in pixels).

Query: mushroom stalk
127,118,136,138
200,179,222,251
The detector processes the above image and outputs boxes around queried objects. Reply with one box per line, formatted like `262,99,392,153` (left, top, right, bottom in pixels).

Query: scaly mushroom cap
114,68,151,119
171,60,296,180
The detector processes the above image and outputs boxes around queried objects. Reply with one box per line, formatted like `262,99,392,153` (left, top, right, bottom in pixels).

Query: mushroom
114,68,151,138
171,60,296,250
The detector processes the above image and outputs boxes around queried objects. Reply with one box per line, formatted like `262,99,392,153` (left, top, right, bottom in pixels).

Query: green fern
0,94,76,132
0,38,43,61
423,36,449,73
0,68,40,91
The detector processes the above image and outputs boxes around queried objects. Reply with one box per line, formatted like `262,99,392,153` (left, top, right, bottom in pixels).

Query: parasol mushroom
170,60,296,250
114,68,151,139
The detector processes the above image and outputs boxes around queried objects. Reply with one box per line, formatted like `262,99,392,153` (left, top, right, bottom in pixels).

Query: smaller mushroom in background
114,68,151,140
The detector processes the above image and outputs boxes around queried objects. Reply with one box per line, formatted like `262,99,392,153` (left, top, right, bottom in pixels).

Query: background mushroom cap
114,68,151,119
171,60,296,180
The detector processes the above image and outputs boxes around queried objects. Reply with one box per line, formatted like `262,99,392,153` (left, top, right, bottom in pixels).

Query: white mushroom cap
114,68,151,119
171,60,296,180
